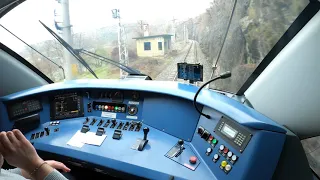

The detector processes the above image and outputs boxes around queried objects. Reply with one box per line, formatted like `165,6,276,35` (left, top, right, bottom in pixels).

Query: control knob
111,119,116,125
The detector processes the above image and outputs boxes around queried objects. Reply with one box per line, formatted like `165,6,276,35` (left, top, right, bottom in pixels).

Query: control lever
96,127,105,136
81,125,90,133
84,117,89,124
166,139,185,158
138,127,149,151
178,140,184,153
44,127,50,136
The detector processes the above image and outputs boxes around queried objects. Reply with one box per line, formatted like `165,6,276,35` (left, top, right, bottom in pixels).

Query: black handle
143,127,149,140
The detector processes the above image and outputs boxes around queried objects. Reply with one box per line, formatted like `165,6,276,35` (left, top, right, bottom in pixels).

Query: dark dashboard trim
236,1,320,95
0,42,54,84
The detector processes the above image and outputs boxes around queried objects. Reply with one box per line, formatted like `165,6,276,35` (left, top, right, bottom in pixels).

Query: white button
227,151,233,157
219,145,225,151
207,147,212,153
214,154,219,160
231,155,237,161
225,164,232,171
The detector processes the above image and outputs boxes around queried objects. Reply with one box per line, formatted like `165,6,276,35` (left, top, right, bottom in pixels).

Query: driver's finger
0,131,13,152
7,131,19,145
12,129,27,142
0,138,5,154
52,162,71,172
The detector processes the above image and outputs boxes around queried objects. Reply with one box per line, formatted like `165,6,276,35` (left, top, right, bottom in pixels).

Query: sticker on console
101,112,117,118
128,101,139,105
126,115,138,120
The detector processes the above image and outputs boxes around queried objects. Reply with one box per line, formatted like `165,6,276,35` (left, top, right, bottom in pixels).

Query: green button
212,139,217,144
115,107,118,110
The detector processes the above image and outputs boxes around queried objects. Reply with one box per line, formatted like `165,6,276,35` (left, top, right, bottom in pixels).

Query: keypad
234,133,246,146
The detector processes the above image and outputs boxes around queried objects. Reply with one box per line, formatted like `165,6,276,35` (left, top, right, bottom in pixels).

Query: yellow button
221,161,227,167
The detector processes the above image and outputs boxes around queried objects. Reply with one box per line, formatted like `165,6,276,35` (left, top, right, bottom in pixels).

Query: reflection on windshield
0,0,308,92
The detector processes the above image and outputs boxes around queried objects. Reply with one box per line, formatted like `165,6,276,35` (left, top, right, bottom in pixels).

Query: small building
133,34,173,57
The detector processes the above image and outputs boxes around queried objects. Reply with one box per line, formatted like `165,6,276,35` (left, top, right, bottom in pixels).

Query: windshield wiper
74,49,143,76
39,21,99,79
40,21,150,79
0,24,66,80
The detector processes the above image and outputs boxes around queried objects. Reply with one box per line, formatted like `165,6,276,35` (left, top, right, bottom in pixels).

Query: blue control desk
0,80,287,180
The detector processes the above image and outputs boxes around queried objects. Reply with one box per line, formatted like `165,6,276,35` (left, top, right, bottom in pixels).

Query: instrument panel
6,99,42,120
50,92,84,120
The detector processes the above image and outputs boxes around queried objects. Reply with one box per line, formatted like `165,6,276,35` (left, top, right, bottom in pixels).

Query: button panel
196,126,239,174
197,126,218,147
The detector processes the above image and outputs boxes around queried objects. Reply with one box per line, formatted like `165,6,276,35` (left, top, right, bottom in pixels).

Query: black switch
137,127,149,151
90,118,97,125
112,130,122,140
110,119,117,128
97,119,104,126
96,127,105,136
84,117,89,124
143,127,149,140
81,125,90,133
44,127,50,136
135,122,142,131
198,126,204,135
40,131,44,137
201,130,210,141
31,133,35,140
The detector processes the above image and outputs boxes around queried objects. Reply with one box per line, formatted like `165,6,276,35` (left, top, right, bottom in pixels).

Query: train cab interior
0,0,320,179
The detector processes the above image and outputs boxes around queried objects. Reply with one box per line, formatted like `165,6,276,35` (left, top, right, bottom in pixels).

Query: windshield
0,0,308,92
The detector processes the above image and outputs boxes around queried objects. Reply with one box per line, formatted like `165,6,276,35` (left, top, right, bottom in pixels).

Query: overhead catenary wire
0,24,66,79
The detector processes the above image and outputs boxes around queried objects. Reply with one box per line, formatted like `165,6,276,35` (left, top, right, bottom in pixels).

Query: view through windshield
0,0,308,93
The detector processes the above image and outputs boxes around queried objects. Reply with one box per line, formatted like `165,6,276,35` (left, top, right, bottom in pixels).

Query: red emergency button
189,156,197,164
223,147,229,154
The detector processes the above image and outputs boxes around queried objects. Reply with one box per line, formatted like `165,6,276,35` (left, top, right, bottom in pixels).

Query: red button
223,147,229,154
208,135,213,141
189,156,197,164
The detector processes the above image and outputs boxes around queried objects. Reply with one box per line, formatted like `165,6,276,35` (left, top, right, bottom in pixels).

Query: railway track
172,40,196,81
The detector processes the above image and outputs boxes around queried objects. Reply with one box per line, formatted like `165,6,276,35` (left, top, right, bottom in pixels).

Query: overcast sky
0,0,211,52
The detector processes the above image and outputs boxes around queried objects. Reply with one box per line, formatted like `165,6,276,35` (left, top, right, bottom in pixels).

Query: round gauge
112,91,124,102
132,91,140,101
128,105,138,115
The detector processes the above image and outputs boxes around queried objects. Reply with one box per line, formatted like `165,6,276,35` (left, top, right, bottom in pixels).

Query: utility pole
171,17,177,42
60,0,74,80
183,24,189,43
112,9,129,79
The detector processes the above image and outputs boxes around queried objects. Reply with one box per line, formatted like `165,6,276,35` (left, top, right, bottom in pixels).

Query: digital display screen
51,92,83,120
55,96,79,113
221,124,238,139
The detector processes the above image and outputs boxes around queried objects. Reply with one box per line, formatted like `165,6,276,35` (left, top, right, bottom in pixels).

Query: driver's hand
0,129,44,173
45,160,71,172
